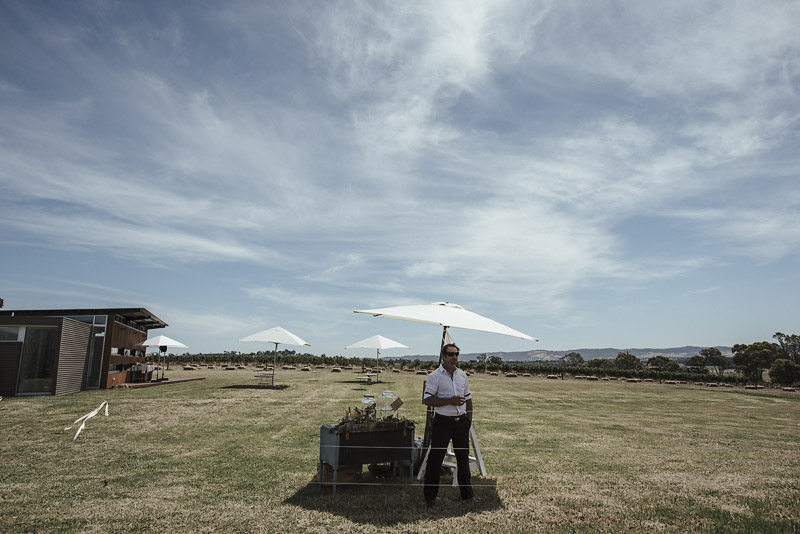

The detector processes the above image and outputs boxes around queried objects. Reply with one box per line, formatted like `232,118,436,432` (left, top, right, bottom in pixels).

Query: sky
1,0,799,358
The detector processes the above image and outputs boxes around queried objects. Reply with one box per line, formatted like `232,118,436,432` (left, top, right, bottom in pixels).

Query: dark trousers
423,415,473,502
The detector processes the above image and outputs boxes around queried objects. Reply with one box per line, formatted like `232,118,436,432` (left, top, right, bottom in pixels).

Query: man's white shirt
423,365,472,416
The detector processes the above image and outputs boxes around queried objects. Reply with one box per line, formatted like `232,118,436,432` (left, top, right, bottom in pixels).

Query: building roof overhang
0,308,168,330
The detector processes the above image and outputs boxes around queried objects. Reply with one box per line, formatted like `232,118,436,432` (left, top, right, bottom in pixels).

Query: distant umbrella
239,327,310,387
346,334,409,378
139,335,188,381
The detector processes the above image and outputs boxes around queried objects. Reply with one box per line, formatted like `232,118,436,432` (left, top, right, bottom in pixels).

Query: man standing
422,342,477,507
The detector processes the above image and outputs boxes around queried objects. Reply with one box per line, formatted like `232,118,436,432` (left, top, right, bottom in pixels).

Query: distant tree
586,358,614,369
647,355,680,372
732,342,783,384
773,332,800,364
561,352,584,366
615,352,642,370
769,359,800,385
488,355,503,365
687,355,708,372
700,347,729,375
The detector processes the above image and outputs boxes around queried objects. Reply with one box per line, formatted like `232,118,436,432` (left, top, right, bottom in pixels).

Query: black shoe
463,495,479,503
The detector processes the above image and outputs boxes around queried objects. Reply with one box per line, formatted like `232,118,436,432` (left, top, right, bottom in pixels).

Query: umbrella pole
439,326,448,364
424,326,450,450
273,342,278,387
376,348,380,383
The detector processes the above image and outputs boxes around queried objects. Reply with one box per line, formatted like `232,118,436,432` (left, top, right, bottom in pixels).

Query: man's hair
441,343,460,356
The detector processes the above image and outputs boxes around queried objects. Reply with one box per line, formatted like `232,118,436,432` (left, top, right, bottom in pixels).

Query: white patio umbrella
346,334,409,380
239,326,310,387
354,301,537,361
139,335,188,381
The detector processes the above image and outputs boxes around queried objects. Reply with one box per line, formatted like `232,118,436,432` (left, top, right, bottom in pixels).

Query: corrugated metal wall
0,343,22,397
55,318,91,396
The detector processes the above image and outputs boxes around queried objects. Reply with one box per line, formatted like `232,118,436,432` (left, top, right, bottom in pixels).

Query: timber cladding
55,317,91,396
109,316,148,352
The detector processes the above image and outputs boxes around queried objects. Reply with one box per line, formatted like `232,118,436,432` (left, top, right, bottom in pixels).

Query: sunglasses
445,351,459,357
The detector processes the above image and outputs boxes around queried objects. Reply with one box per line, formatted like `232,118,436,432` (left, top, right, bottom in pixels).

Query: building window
0,326,20,341
16,326,59,395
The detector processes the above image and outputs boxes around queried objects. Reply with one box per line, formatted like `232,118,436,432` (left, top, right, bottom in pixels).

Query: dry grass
1,368,799,533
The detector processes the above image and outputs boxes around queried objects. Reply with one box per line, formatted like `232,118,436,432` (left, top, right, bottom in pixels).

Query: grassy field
1,367,799,533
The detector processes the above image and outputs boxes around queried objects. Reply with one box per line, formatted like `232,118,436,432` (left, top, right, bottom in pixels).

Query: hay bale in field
626,378,641,383
643,378,654,382
523,373,531,377
331,367,341,373
706,383,719,387
546,375,559,379
505,373,517,378
586,376,599,381
224,366,236,370
490,371,499,376
183,366,197,370
415,370,427,375
301,366,311,372
783,387,796,392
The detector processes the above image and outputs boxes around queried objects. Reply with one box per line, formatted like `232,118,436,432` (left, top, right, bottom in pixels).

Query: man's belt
434,413,467,422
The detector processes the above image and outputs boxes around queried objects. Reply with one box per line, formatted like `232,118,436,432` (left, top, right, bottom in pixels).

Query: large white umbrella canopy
346,334,409,373
139,335,188,381
239,327,310,346
355,301,537,338
239,327,310,386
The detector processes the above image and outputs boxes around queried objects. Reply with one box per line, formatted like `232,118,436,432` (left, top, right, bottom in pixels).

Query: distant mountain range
393,346,732,362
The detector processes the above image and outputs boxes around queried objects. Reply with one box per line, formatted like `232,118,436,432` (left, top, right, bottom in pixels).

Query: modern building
0,308,167,397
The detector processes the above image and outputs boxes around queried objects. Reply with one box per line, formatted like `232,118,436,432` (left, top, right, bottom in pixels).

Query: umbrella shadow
284,474,501,525
221,384,290,390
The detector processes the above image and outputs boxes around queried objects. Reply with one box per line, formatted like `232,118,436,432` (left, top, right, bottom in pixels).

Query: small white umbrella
354,301,537,360
346,334,409,379
239,326,310,386
139,335,188,381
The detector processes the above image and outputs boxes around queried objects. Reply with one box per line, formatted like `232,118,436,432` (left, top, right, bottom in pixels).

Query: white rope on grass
64,401,109,440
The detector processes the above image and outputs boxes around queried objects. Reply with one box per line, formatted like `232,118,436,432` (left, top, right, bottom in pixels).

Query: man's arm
466,398,473,421
422,395,466,407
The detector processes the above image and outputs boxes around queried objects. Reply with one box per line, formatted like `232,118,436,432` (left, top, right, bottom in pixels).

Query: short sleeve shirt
423,365,472,416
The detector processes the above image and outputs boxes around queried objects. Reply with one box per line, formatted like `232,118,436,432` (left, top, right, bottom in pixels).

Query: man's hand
449,396,467,406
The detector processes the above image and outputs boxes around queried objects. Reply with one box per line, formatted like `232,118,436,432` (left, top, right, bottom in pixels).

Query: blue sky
1,1,799,358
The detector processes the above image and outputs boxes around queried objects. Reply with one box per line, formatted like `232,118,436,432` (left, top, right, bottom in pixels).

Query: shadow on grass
220,384,290,390
285,473,501,525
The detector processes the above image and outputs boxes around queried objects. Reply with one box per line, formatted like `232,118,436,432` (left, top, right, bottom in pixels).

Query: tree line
158,332,800,386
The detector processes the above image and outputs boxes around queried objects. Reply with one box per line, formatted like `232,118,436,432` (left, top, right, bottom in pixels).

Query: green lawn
1,368,798,533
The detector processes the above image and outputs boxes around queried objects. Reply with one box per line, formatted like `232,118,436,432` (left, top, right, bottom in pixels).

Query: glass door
16,326,59,395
